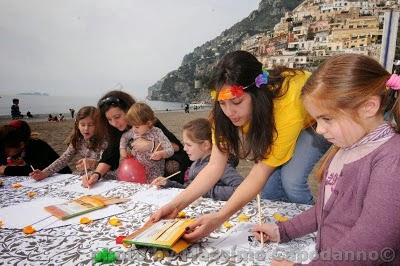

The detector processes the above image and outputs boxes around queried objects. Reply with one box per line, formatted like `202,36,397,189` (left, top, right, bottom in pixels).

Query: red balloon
117,157,147,184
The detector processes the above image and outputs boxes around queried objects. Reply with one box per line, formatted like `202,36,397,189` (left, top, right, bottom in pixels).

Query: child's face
5,146,23,157
132,122,152,136
105,107,128,132
218,92,252,127
78,116,96,140
304,97,367,148
182,131,211,161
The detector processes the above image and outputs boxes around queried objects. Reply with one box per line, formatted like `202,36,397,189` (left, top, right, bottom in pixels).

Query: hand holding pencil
150,171,181,188
251,194,280,244
29,165,49,181
81,157,97,188
150,142,164,161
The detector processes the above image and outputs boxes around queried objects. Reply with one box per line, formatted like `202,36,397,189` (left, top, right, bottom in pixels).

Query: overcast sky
0,0,259,99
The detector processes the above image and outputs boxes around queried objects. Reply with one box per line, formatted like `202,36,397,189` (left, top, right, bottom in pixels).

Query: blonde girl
119,102,174,182
253,54,400,265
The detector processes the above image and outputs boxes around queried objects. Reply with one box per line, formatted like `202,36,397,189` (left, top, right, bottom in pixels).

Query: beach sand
0,109,319,197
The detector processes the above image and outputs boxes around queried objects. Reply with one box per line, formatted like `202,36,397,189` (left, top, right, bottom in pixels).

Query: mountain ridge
147,0,303,102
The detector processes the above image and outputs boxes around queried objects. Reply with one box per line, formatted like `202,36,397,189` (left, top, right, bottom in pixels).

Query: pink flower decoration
386,74,400,90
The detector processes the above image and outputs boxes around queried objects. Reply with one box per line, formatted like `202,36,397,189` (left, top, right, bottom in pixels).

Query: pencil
83,157,89,189
153,142,161,153
30,165,35,171
150,142,162,159
164,171,181,180
257,193,264,246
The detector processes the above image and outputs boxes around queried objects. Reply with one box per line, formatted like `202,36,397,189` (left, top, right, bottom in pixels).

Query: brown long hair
68,106,103,150
210,50,301,162
302,53,400,181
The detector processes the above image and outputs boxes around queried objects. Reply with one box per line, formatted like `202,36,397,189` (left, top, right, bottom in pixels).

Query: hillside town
241,0,400,69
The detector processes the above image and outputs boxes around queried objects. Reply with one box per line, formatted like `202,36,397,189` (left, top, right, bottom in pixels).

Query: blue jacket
165,155,244,201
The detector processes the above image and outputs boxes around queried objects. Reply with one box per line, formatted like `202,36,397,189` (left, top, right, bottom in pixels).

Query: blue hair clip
255,70,269,88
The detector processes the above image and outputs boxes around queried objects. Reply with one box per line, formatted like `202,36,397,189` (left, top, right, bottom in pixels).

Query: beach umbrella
117,157,147,184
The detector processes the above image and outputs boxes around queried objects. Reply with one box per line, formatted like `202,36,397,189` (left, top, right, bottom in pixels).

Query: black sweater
1,138,72,176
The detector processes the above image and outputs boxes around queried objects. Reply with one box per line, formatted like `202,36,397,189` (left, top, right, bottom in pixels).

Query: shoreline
0,107,212,124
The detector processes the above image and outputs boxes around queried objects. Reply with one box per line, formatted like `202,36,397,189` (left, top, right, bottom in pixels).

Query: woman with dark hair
150,50,330,241
0,120,71,176
80,90,190,187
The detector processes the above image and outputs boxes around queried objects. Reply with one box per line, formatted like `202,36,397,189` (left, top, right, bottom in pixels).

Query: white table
0,175,316,265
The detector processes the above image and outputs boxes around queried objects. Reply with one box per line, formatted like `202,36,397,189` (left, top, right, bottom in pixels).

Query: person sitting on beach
26,111,33,119
11,98,23,119
120,102,174,182
252,54,400,265
80,90,191,188
58,113,65,121
151,118,244,201
0,120,71,176
30,106,106,181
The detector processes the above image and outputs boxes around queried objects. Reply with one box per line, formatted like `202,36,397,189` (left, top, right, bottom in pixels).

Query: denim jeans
261,128,331,205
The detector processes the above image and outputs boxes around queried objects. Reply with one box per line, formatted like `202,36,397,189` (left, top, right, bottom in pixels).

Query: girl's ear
358,96,381,119
202,140,212,151
146,121,153,127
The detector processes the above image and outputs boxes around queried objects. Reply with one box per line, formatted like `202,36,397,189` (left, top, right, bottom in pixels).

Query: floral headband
386,74,400,90
211,70,269,101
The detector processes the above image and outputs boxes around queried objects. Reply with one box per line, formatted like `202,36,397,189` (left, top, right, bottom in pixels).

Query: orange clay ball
23,225,36,234
109,217,121,226
79,217,92,224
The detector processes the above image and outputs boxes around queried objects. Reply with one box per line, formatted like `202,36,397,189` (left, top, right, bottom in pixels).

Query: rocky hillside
147,0,303,103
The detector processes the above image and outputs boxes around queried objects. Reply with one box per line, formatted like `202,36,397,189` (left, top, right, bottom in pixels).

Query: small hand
81,173,99,188
150,176,167,188
252,223,280,243
29,170,49,181
132,138,153,152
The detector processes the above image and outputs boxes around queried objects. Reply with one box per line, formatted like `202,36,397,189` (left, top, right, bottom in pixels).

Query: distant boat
17,92,49,96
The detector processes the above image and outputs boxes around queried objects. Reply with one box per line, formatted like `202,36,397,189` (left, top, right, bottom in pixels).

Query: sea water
0,94,186,116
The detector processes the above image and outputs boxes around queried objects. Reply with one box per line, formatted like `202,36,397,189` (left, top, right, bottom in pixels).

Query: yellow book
124,219,193,253
44,195,128,220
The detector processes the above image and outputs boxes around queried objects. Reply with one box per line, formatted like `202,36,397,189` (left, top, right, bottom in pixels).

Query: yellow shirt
260,70,311,167
213,71,311,168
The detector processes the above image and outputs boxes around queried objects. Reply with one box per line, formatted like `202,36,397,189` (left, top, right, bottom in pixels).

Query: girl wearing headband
150,50,330,241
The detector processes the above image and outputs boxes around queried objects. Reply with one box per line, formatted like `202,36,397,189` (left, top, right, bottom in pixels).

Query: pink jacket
278,135,400,265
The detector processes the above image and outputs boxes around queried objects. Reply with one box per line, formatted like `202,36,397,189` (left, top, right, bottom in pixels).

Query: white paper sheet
132,187,183,207
0,196,125,230
19,174,76,188
207,223,256,250
60,180,120,195
207,222,316,264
